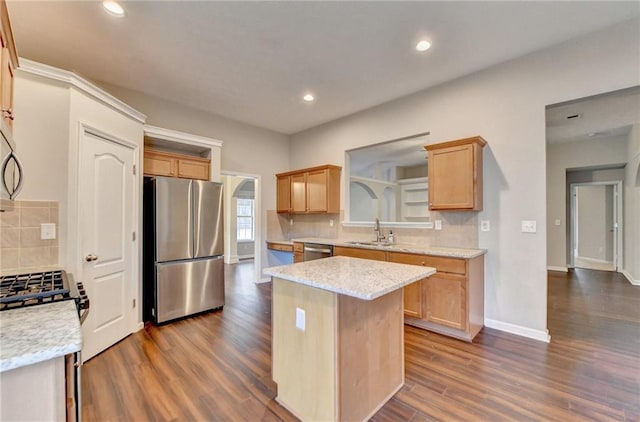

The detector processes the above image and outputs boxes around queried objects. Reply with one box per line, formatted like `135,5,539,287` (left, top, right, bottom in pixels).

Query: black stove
0,270,89,322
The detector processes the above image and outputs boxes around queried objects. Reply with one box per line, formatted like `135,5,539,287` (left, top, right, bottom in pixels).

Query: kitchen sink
344,241,393,247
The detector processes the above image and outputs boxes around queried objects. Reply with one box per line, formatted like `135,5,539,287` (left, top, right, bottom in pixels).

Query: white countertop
266,237,486,259
0,301,82,372
263,256,436,300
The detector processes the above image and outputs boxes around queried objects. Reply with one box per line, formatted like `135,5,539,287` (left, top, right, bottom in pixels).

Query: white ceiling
546,87,640,144
7,1,639,135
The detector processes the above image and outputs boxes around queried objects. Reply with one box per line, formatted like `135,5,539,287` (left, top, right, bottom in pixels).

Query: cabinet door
177,158,209,180
0,46,14,131
290,173,306,213
333,246,386,261
306,169,328,212
276,175,291,213
144,151,176,177
425,273,466,331
402,280,424,319
428,144,475,210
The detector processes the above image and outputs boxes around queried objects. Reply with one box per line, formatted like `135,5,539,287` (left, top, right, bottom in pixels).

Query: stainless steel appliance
0,128,23,211
303,242,333,261
144,176,224,324
0,269,90,422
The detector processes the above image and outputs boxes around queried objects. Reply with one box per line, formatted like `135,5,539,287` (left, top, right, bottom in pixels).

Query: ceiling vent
565,113,583,120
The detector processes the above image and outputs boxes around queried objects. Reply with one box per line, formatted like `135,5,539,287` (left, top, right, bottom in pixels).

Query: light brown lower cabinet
335,247,485,341
293,242,304,263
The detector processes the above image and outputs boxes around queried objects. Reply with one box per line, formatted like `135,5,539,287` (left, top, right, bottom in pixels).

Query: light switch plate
295,307,305,331
41,223,56,240
481,220,490,232
555,219,561,226
434,220,442,230
521,220,537,233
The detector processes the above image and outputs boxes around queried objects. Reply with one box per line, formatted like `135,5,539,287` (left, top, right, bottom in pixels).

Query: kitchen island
264,256,435,422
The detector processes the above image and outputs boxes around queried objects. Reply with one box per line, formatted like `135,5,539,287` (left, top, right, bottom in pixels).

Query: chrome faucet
374,218,385,243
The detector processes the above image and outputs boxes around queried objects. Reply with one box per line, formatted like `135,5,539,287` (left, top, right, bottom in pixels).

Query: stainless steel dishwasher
303,243,333,261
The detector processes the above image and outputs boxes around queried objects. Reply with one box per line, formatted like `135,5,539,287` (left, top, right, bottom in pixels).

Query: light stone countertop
0,301,82,372
266,237,486,259
263,256,435,300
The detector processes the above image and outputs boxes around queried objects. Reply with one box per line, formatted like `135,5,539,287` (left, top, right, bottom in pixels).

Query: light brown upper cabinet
0,0,18,133
276,165,341,214
144,148,210,181
425,136,486,211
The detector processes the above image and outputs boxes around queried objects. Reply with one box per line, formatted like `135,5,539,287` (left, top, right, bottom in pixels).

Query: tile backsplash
267,209,478,248
0,200,59,273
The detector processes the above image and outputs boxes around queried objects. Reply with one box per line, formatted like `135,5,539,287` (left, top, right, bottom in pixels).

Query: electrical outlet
555,219,561,226
295,307,305,331
434,220,442,230
480,220,490,232
289,218,293,226
521,220,537,233
329,219,334,227
40,223,56,240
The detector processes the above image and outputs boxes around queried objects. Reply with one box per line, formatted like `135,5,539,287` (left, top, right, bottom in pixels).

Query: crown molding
17,58,146,123
144,125,223,149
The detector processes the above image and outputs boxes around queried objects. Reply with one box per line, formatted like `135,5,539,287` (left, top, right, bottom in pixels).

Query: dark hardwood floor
82,264,640,421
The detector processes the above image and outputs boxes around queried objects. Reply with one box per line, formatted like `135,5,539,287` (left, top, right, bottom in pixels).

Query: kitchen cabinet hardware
85,254,98,262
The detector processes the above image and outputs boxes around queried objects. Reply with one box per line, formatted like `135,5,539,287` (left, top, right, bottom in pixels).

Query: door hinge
132,232,136,241
133,298,136,308
133,164,137,175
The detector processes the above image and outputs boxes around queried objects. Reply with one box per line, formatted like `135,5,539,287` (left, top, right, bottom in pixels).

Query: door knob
85,254,98,262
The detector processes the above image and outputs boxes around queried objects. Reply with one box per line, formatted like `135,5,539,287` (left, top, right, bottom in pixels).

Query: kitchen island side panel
272,277,338,421
271,276,405,422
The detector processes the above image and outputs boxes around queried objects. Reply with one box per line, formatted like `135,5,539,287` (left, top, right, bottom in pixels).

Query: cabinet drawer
267,242,293,253
387,252,466,275
333,246,386,261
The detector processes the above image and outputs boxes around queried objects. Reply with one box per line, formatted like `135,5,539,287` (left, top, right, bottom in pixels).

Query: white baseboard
576,255,612,265
547,266,568,272
622,270,640,286
484,318,551,343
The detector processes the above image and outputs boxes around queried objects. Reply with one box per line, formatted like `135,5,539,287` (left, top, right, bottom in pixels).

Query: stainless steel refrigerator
143,176,224,324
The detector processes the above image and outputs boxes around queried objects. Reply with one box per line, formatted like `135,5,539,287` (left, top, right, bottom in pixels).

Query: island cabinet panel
272,279,337,421
276,165,341,214
425,136,486,211
271,277,404,422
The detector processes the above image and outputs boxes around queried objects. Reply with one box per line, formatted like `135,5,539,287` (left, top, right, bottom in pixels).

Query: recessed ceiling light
415,40,432,52
103,1,125,17
303,94,315,102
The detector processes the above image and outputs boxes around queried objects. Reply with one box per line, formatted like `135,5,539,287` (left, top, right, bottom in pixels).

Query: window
237,198,254,241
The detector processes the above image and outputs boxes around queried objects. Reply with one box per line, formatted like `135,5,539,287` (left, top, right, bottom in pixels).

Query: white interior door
78,128,137,361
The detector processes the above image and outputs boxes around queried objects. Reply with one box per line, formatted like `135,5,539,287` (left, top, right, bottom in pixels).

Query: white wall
97,83,290,277
289,19,640,339
548,136,627,269
12,72,70,263
624,124,640,284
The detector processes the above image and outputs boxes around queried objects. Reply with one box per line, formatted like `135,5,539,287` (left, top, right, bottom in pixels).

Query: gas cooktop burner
0,270,74,310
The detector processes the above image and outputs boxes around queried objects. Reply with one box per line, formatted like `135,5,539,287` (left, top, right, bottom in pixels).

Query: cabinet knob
85,254,99,262
421,261,425,266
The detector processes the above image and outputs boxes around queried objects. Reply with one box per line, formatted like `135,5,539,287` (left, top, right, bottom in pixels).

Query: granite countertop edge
266,238,486,259
0,301,82,373
264,256,436,301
